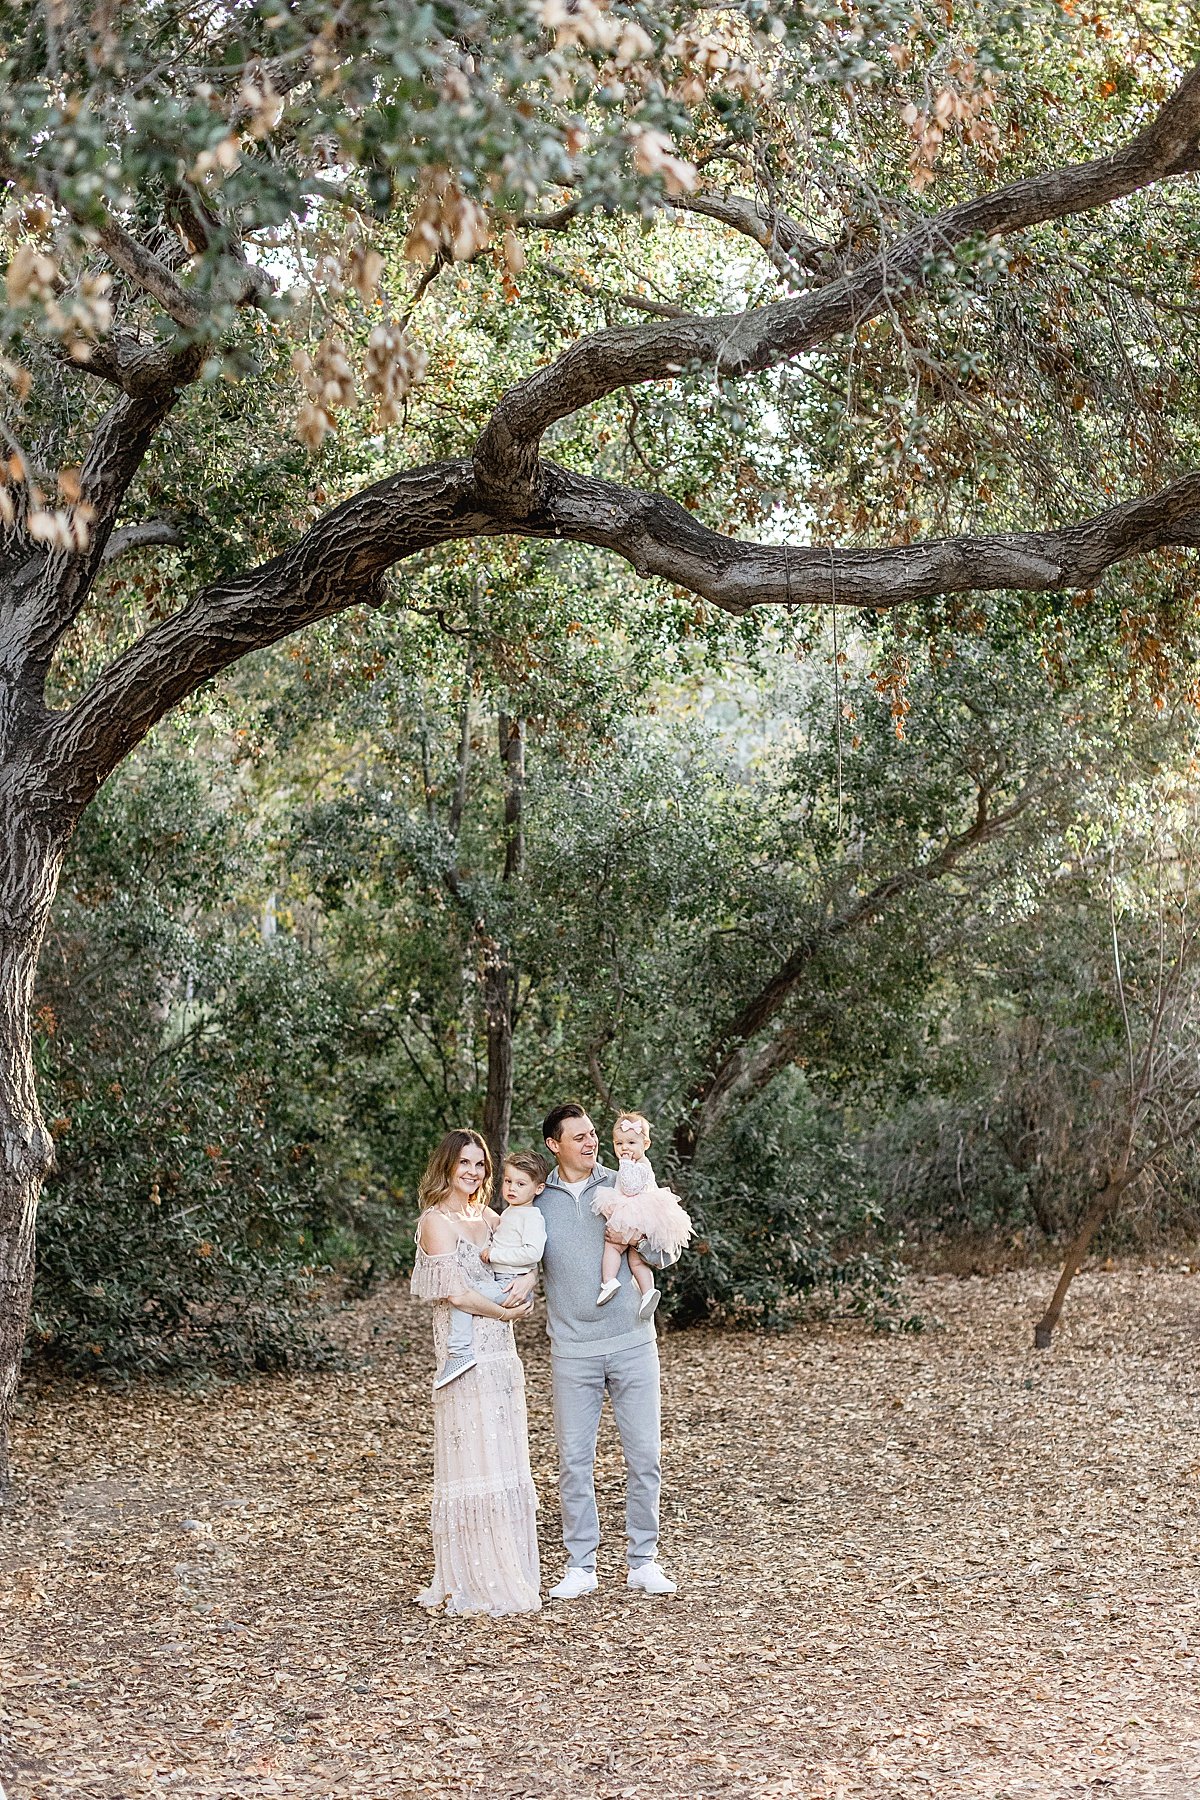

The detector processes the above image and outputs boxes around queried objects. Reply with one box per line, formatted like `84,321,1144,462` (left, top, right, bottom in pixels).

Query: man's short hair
542,1101,588,1146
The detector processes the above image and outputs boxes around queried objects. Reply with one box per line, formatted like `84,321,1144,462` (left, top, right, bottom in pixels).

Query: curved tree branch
40,452,1200,806
0,153,204,333
4,160,275,336
20,344,203,675
473,65,1200,510
100,518,186,564
87,217,209,333
529,465,1200,613
44,459,485,803
666,191,831,280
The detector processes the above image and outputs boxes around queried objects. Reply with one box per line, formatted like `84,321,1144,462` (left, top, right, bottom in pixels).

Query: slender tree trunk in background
497,713,525,885
673,1021,804,1165
1033,1158,1137,1349
0,788,69,1492
482,957,515,1175
672,784,1031,1166
482,716,525,1172
587,1031,616,1113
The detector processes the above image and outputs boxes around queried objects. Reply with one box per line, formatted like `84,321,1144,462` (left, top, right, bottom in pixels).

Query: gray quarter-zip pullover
536,1163,674,1360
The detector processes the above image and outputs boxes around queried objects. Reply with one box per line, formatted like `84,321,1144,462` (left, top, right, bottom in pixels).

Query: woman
410,1128,541,1616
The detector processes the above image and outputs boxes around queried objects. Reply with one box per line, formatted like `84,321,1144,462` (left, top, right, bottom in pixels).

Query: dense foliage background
31,540,1200,1370
10,0,1200,1370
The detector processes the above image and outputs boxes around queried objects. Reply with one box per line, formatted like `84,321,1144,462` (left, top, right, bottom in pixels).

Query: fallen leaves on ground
2,1266,1200,1798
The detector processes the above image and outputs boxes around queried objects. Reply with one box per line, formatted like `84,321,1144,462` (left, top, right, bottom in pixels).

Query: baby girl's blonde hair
613,1110,652,1145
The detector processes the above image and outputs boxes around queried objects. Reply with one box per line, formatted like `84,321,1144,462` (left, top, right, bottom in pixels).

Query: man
505,1101,678,1599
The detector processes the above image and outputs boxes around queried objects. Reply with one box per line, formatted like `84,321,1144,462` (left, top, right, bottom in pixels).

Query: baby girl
592,1111,692,1321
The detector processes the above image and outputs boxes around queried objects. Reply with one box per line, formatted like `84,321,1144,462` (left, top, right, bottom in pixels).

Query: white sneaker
627,1563,676,1595
595,1279,621,1306
549,1566,598,1600
637,1286,660,1320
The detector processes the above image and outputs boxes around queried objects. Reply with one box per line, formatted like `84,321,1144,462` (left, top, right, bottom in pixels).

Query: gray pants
446,1271,513,1357
551,1340,661,1571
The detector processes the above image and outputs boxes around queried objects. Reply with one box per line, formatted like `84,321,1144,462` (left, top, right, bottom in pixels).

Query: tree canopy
3,3,1199,804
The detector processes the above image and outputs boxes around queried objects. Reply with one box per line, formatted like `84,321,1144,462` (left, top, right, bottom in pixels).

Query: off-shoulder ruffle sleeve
410,1246,462,1301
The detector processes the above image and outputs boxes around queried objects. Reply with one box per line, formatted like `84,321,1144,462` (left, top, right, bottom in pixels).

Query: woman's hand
502,1271,538,1308
491,1293,532,1318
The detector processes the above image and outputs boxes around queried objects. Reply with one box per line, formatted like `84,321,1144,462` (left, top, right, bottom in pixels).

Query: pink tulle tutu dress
591,1156,693,1259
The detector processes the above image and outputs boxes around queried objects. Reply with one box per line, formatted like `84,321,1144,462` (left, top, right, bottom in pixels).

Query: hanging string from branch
830,543,844,838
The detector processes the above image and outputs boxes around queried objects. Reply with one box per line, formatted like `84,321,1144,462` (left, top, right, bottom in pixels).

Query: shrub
665,1075,914,1331
29,750,379,1375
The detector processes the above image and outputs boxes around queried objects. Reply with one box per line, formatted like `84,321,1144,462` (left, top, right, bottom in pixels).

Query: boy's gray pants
551,1339,661,1571
445,1271,513,1356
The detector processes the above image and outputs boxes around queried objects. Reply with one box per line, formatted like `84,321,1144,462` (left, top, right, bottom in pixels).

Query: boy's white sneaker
595,1279,621,1306
637,1287,660,1320
433,1351,477,1389
627,1563,676,1595
548,1566,598,1600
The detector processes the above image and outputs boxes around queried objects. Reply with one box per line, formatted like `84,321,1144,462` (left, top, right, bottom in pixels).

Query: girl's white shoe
637,1287,660,1320
596,1278,621,1306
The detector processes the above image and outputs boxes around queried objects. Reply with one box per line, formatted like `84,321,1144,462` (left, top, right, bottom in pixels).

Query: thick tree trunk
0,788,67,1492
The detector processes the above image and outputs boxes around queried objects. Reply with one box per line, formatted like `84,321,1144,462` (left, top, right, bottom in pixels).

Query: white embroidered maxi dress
410,1232,541,1616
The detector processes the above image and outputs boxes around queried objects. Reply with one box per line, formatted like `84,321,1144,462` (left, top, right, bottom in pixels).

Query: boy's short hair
542,1101,587,1146
613,1110,652,1145
505,1150,549,1187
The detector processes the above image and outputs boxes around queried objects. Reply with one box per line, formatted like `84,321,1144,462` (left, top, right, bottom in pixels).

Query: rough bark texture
0,788,68,1490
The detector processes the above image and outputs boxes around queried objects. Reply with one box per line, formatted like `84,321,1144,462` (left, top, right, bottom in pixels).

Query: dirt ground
2,1267,1200,1800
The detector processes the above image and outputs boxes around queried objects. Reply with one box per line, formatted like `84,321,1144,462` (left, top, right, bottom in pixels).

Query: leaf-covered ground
3,1267,1200,1799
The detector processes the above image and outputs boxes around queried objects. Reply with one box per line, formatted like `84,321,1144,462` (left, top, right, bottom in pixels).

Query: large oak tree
1,0,1198,1477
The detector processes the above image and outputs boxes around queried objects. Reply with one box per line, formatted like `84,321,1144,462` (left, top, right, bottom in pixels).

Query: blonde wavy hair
417,1128,494,1212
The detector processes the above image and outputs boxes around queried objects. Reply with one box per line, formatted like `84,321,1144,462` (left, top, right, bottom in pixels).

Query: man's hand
479,1245,490,1263
502,1271,538,1308
605,1226,641,1249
